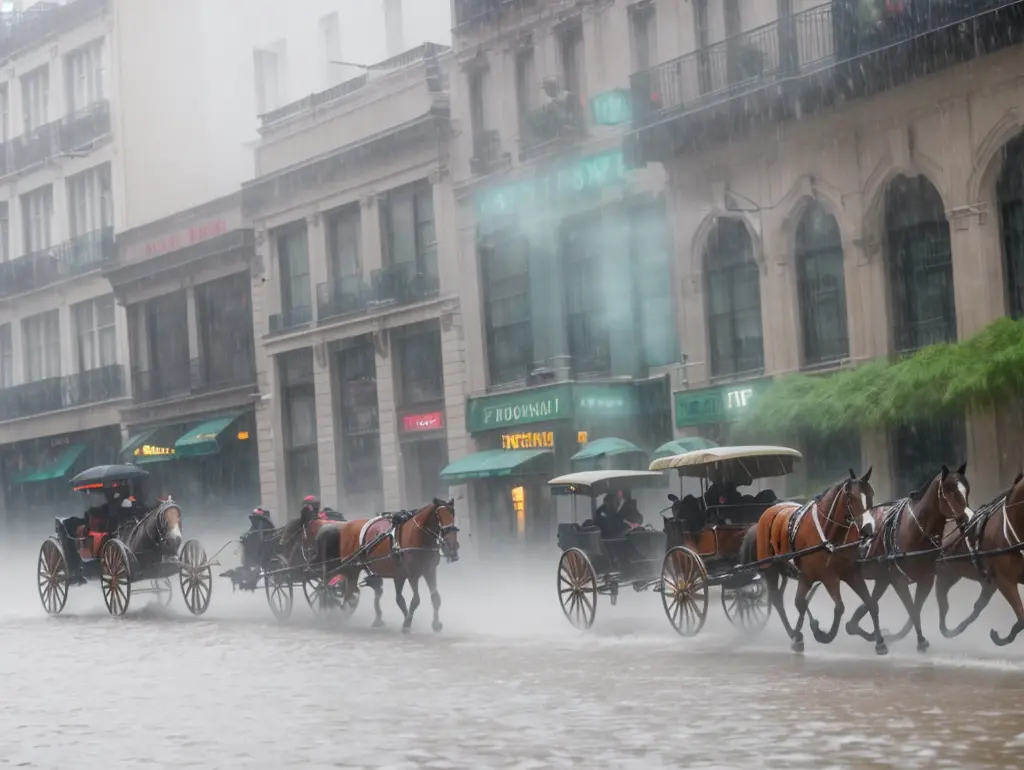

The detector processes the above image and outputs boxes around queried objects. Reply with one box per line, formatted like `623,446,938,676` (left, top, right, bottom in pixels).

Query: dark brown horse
842,463,973,652
319,499,459,632
935,471,1024,646
739,469,880,653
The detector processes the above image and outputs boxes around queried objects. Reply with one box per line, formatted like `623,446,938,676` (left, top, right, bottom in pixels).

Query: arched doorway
795,201,849,366
996,134,1024,317
884,174,956,353
704,218,764,378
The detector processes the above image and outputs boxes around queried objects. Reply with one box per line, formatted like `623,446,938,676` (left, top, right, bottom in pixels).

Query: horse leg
370,576,385,628
393,576,409,622
844,571,887,655
936,568,994,638
403,575,422,633
808,574,844,645
765,568,796,640
790,577,813,653
889,574,931,651
424,566,443,633
845,574,889,642
989,571,1024,646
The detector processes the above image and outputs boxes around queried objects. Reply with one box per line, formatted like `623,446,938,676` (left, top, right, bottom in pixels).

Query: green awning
119,428,161,464
131,425,185,464
652,437,719,460
439,449,553,485
11,443,87,484
175,413,243,458
570,437,646,464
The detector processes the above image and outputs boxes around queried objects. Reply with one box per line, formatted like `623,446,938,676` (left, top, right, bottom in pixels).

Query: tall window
67,163,112,237
705,218,764,378
997,134,1024,317
558,21,583,97
481,232,532,385
632,203,677,368
326,204,361,280
885,174,955,353
629,3,657,72
276,224,311,322
0,323,11,388
395,321,443,406
514,46,536,128
21,66,48,132
253,44,285,114
280,349,318,509
338,337,382,500
197,272,255,386
796,201,849,366
562,214,610,376
64,40,104,114
21,185,53,253
383,180,437,280
72,295,116,371
22,310,60,382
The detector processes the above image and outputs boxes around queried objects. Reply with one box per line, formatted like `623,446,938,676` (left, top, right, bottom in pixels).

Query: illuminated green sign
590,90,632,126
475,150,628,222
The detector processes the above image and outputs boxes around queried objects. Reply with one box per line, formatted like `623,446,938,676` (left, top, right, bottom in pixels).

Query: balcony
453,0,530,27
0,0,107,63
519,96,586,161
60,100,112,152
370,261,440,308
0,364,124,421
317,275,371,321
0,226,114,300
628,0,1024,161
470,129,502,175
132,355,256,403
5,99,111,174
268,305,314,335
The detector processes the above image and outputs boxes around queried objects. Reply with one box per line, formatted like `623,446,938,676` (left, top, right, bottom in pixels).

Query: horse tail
739,524,759,568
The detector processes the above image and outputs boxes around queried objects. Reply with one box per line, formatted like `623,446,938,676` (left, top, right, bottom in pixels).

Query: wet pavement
7,532,1024,769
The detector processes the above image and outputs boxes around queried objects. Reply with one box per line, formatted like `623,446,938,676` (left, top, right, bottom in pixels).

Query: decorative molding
946,202,988,231
255,229,267,248
428,168,442,185
306,211,321,228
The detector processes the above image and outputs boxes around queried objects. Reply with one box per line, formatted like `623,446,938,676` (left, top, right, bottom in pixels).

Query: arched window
885,174,955,353
996,134,1024,317
705,218,764,377
795,202,848,366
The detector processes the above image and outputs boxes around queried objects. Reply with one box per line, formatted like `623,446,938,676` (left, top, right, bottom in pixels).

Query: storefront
119,409,259,521
443,379,672,551
673,378,773,444
397,408,449,504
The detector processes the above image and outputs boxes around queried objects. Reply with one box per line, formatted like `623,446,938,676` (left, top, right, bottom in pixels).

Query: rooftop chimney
384,0,404,58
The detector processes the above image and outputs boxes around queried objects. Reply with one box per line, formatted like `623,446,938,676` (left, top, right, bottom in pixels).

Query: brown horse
841,464,973,653
935,471,1024,646
738,469,880,653
318,499,459,632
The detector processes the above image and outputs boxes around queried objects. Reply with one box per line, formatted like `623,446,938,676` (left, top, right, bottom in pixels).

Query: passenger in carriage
594,490,640,539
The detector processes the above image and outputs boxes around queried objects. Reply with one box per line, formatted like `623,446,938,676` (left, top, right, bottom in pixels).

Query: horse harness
786,481,860,556
363,505,459,572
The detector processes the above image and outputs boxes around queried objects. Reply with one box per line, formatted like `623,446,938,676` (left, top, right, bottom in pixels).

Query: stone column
948,207,1002,338
440,305,473,547
432,172,458,294
251,233,282,512
58,303,74,378
114,299,131,397
526,222,568,376
360,194,383,278
666,176,710,388
10,315,24,385
965,408,1000,503
759,209,800,376
51,170,67,244
306,212,329,322
184,285,200,364
375,331,403,510
312,344,339,507
456,201,487,395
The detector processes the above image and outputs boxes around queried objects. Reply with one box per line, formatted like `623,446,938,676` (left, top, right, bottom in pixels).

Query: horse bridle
821,479,862,541
414,503,459,560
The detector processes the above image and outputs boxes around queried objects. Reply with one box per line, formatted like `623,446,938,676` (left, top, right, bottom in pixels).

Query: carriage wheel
265,556,293,621
721,574,772,635
37,539,69,616
557,548,598,630
303,574,358,617
100,540,132,617
179,540,212,616
151,578,173,607
661,546,709,637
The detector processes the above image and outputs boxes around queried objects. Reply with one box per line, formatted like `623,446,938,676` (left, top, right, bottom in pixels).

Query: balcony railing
0,364,124,421
519,96,586,160
5,99,111,174
470,129,502,175
268,305,314,335
0,226,114,299
317,275,371,321
0,0,107,63
60,99,111,152
630,0,1024,129
132,354,256,403
453,0,526,27
370,261,440,308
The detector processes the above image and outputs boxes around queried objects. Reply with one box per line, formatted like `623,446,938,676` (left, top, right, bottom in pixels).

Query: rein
408,504,460,561
812,479,860,552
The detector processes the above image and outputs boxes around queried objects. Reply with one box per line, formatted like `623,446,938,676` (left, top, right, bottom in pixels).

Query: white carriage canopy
547,470,665,498
648,445,802,486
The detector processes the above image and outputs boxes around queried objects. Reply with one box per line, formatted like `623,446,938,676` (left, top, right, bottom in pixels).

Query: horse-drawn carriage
36,464,212,617
218,496,357,621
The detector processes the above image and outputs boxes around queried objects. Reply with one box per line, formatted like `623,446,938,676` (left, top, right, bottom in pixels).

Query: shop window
997,134,1024,318
891,417,965,497
631,202,677,369
704,218,763,378
481,232,533,385
885,174,955,353
562,214,610,376
796,201,849,366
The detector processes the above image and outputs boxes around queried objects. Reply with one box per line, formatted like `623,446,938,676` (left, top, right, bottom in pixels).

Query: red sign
143,218,228,258
402,411,444,433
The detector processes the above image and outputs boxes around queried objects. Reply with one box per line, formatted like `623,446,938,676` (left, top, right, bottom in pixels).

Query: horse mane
126,499,177,551
907,474,936,502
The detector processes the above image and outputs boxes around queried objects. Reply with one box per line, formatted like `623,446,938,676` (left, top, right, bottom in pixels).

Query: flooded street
6,535,1024,769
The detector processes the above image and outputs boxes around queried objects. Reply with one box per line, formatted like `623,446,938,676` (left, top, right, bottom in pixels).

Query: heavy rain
4,0,1024,768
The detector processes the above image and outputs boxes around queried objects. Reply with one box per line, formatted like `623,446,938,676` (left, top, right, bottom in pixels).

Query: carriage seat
557,522,602,554
74,519,108,560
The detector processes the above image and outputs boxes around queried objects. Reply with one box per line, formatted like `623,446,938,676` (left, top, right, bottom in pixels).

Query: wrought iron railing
316,276,370,321
370,260,440,307
0,0,108,63
60,99,111,151
7,99,111,173
519,96,586,159
0,363,123,421
268,305,314,335
0,226,114,299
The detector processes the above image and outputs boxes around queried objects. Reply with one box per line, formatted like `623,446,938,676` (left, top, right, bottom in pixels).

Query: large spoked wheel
265,556,293,621
557,548,598,630
149,578,173,607
179,540,212,616
721,574,773,635
37,539,69,616
303,574,338,612
661,546,709,637
100,540,132,617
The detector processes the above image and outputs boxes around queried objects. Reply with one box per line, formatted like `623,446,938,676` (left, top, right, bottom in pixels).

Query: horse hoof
372,619,385,628
432,621,443,633
791,639,804,653
875,642,889,656
917,638,930,653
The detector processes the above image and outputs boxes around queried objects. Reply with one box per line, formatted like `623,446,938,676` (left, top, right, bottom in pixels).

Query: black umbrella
70,464,149,491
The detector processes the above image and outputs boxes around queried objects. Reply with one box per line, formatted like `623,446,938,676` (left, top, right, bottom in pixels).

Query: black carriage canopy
70,464,149,492
647,445,802,487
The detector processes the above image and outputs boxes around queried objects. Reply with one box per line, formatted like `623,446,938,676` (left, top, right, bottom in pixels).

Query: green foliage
732,317,1024,441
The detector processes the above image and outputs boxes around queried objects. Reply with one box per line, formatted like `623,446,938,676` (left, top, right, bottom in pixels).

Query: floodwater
6,528,1024,769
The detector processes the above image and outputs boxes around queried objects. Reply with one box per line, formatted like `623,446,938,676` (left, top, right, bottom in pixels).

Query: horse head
429,497,460,562
936,462,973,530
158,500,183,555
826,467,875,539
